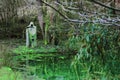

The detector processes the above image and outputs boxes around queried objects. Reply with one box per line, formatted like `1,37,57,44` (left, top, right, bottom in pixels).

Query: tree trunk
36,0,45,40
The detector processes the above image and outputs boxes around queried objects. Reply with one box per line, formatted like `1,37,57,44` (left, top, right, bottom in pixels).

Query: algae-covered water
13,49,77,80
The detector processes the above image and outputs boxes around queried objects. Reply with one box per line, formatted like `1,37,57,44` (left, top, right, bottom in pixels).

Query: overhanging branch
40,0,84,23
88,0,120,12
40,0,120,25
40,0,68,20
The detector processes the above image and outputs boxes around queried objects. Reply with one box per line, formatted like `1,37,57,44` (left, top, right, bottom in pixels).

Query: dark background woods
0,0,120,39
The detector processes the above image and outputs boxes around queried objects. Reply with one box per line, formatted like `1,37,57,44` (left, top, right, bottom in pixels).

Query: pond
12,46,78,80
25,55,74,80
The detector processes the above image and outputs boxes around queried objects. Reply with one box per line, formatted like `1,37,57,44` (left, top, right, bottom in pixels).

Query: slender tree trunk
36,0,45,40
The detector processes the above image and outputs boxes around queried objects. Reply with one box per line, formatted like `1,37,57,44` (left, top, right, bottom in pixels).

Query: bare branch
40,0,120,26
88,0,120,12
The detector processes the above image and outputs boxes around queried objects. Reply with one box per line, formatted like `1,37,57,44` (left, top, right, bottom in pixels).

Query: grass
0,67,23,80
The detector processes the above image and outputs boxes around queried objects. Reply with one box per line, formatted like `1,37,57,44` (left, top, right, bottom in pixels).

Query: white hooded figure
26,22,37,47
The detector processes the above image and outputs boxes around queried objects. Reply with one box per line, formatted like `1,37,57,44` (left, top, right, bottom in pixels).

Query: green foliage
67,23,119,58
67,36,81,50
66,23,120,79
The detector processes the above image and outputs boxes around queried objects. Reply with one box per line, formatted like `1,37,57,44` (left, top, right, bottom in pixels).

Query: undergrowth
67,23,120,80
0,23,120,80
